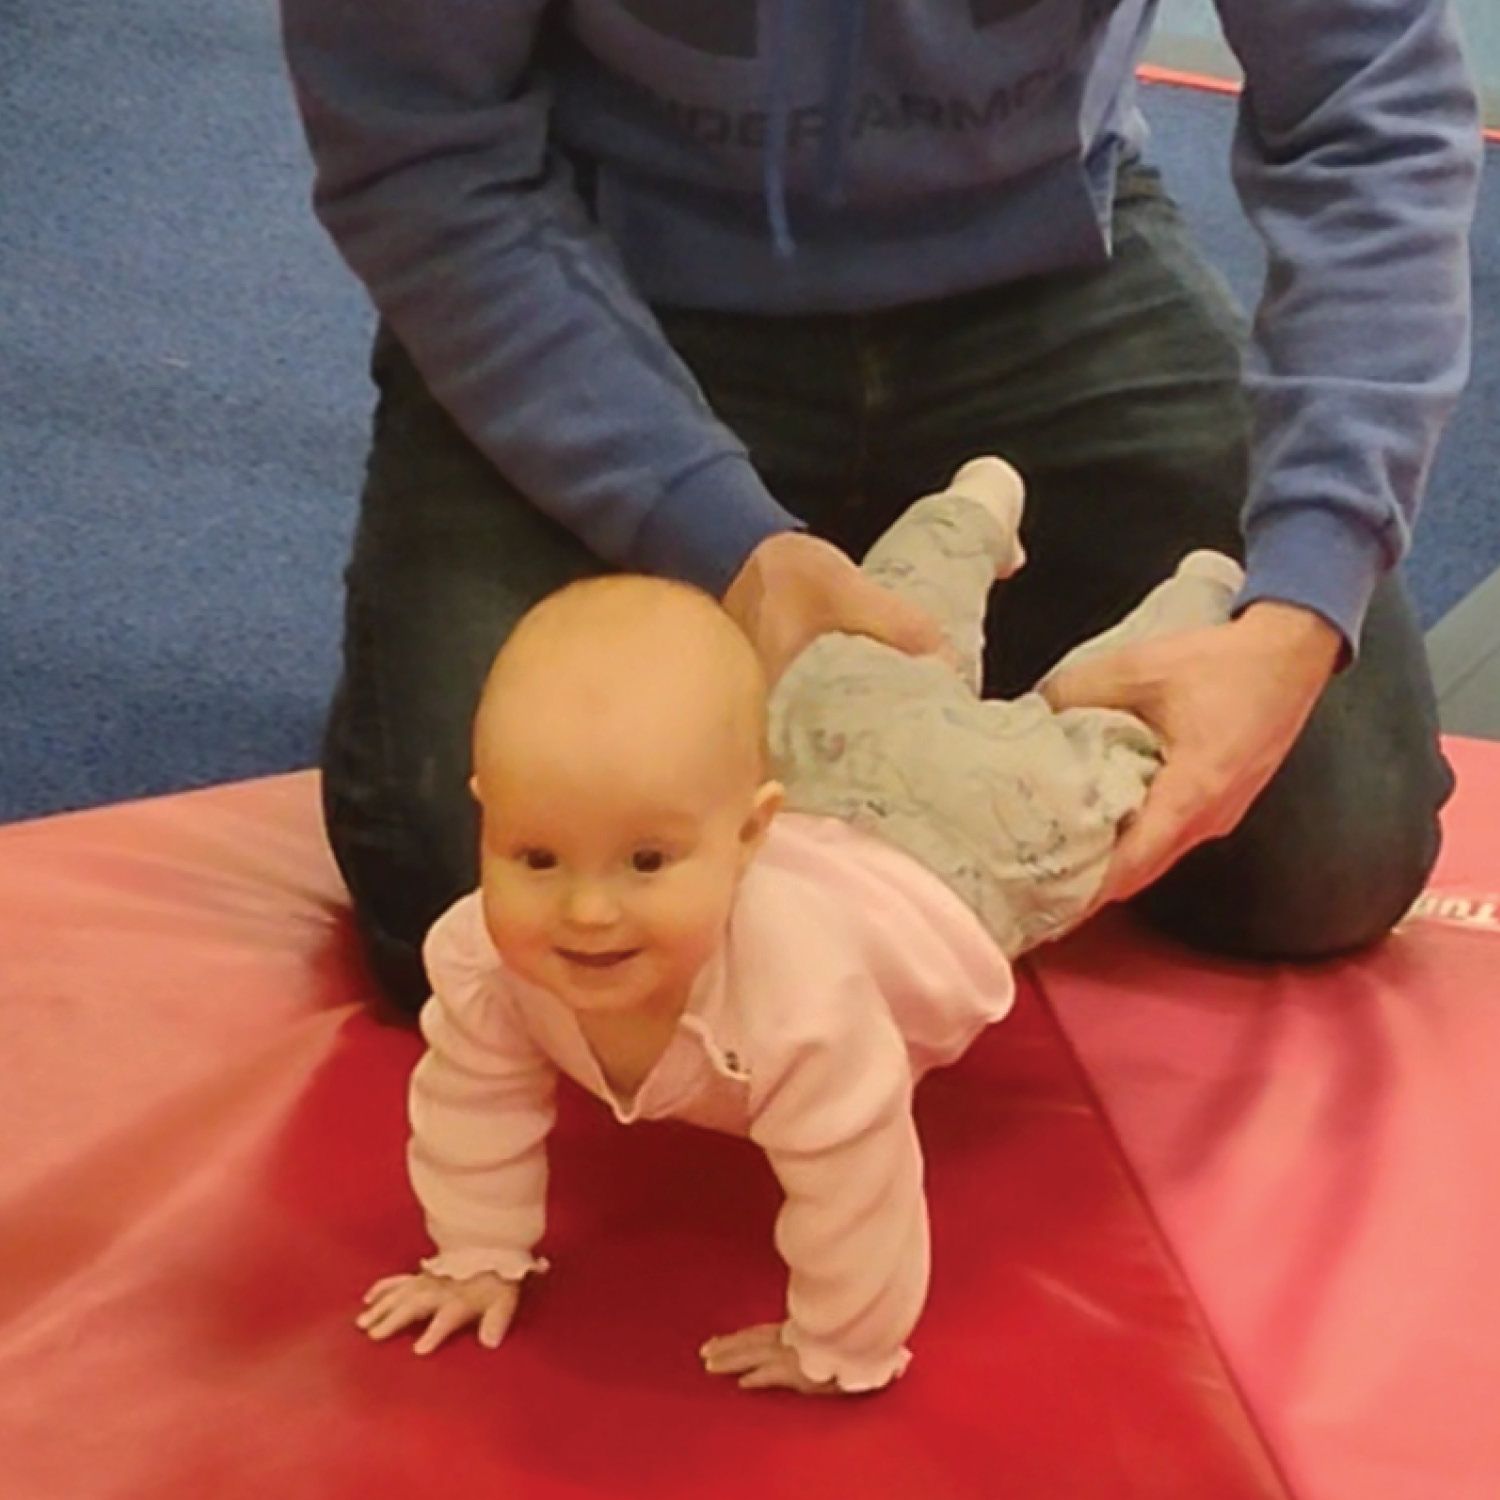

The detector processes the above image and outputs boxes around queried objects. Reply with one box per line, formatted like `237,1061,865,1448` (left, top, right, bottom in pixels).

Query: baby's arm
708,997,928,1395
358,900,558,1355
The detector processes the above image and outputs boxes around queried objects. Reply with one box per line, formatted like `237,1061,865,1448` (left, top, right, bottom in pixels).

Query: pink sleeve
749,981,929,1392
407,900,558,1284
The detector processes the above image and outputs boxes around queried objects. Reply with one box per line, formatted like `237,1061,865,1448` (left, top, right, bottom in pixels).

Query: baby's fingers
477,1293,518,1350
363,1274,419,1305
737,1360,796,1391
412,1300,475,1356
703,1343,766,1377
703,1323,781,1357
358,1292,434,1342
701,1324,782,1375
738,1356,841,1396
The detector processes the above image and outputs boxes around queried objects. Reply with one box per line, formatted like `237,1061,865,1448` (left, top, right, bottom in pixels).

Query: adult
279,0,1481,1011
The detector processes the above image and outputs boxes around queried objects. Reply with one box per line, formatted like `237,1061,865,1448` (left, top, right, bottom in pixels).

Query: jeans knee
1137,744,1452,962
321,730,476,1015
352,912,432,1018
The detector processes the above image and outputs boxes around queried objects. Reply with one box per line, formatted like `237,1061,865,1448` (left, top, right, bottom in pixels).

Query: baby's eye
631,848,668,875
517,848,557,872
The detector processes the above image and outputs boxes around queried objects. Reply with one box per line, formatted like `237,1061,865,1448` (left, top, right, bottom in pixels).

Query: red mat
2,777,1283,1499
1036,736,1500,1500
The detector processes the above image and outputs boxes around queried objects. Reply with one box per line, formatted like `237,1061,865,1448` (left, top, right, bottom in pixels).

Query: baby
356,457,1243,1393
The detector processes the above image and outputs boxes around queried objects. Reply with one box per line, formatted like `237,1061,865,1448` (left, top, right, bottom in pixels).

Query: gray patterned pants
769,486,1243,958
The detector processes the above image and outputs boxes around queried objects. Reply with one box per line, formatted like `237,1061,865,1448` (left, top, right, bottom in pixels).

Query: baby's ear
468,774,482,803
738,780,784,863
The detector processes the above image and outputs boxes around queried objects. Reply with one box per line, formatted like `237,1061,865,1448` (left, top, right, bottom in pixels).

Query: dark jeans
323,165,1453,1014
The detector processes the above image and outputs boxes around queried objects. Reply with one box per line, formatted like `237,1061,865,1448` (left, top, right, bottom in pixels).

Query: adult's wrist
1239,505,1389,668
631,453,804,596
1234,600,1343,681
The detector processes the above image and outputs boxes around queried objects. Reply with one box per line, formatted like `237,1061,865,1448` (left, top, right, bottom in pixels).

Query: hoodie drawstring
762,0,866,260
763,0,795,258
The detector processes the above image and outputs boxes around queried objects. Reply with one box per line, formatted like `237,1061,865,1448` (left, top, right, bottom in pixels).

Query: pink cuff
781,1322,913,1393
420,1248,550,1284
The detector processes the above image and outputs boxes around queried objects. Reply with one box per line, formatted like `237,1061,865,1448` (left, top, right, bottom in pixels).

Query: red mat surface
1036,736,1500,1500
2,777,1283,1499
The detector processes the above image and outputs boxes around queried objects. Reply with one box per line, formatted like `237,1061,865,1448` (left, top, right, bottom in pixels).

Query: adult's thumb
1038,655,1135,714
852,580,947,657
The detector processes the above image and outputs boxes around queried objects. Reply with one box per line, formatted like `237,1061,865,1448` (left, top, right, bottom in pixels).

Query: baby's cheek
480,879,544,959
655,881,736,969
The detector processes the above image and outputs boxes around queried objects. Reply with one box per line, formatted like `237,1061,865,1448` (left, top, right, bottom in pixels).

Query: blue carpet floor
1,3,1496,822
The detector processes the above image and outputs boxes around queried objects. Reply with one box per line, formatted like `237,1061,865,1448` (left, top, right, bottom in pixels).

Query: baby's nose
563,878,621,926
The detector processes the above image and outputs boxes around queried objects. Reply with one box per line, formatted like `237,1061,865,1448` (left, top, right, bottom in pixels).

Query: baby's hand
700,1322,841,1396
356,1270,520,1355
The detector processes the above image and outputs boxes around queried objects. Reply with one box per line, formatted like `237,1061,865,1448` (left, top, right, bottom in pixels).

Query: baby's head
471,575,783,1019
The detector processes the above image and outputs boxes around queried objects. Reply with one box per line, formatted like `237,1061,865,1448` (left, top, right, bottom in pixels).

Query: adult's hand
723,531,952,685
1042,601,1343,906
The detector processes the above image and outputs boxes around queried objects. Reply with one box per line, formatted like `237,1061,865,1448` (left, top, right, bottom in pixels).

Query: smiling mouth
556,948,641,969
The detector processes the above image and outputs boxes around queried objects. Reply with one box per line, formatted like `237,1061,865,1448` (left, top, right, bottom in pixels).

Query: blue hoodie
279,0,1481,649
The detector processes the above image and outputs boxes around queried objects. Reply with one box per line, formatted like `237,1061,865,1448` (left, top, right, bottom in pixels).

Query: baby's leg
860,457,1026,694
1038,549,1245,688
954,551,1244,953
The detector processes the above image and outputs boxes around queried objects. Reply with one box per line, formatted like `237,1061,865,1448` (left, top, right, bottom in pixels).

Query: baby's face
474,719,775,1021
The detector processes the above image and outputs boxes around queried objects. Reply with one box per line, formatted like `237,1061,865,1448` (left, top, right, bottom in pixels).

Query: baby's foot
1035,548,1245,693
947,456,1027,578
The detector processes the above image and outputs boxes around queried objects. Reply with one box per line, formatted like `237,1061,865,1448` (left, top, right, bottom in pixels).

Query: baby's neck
575,1003,686,1105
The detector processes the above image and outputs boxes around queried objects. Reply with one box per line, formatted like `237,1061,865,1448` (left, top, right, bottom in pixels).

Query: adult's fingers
1039,652,1143,717
1100,760,1221,904
844,577,947,657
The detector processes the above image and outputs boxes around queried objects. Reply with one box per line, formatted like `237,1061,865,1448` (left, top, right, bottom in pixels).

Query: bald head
474,576,770,804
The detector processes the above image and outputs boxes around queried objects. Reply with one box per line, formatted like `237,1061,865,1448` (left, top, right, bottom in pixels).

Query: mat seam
1021,955,1301,1500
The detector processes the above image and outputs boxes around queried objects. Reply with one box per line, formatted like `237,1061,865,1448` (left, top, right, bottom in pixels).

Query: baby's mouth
556,948,641,969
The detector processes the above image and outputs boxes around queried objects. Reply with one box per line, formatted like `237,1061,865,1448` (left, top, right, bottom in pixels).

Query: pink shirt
410,812,1015,1391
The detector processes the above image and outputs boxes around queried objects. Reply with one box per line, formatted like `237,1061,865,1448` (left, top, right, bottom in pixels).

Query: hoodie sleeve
1212,0,1482,652
276,0,800,595
408,898,558,1284
749,980,930,1392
